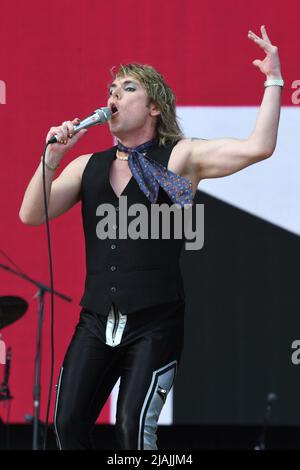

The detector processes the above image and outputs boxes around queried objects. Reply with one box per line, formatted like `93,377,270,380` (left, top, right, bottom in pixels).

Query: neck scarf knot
117,139,193,207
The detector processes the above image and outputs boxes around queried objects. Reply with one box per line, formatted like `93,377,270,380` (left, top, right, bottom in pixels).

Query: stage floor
0,424,299,450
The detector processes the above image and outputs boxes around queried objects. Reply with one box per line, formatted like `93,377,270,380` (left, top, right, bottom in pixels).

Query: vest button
112,224,117,230
110,265,117,271
116,206,119,212
110,286,117,293
111,244,117,250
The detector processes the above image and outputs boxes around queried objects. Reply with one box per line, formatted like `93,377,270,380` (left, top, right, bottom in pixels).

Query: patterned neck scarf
117,139,193,207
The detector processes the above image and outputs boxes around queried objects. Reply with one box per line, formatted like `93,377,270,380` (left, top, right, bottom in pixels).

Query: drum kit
0,296,28,330
0,257,72,449
0,296,28,403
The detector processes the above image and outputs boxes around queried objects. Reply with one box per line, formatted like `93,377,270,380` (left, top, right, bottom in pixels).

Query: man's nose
112,88,121,99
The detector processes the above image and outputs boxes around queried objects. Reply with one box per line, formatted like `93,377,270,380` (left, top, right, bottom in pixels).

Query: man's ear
149,102,160,117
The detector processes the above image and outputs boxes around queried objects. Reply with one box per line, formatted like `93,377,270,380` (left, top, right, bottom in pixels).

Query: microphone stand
0,262,72,450
0,346,13,450
254,392,278,451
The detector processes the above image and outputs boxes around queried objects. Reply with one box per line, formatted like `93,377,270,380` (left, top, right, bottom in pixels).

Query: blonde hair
110,63,184,147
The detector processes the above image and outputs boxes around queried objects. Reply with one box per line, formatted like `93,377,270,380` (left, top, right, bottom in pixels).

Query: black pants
54,300,185,450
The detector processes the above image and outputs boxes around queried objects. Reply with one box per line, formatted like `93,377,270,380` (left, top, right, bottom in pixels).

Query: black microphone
47,107,112,144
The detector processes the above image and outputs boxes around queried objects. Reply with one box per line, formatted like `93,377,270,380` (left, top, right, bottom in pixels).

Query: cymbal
0,296,28,329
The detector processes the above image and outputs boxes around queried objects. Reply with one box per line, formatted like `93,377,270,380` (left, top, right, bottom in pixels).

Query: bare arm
187,25,283,180
19,118,89,225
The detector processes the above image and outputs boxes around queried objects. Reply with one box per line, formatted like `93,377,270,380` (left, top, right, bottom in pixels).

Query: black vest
79,143,187,316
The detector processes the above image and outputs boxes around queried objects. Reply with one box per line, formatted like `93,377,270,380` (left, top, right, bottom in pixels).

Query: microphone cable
41,142,55,450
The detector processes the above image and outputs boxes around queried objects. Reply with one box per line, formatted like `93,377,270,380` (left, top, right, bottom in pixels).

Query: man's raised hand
248,25,282,79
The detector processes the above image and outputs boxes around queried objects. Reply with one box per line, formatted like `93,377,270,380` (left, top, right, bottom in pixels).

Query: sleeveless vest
79,143,187,316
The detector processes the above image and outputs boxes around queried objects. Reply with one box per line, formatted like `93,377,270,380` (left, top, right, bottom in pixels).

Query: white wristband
264,79,284,88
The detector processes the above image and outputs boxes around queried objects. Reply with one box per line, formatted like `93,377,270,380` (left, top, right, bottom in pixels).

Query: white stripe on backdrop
177,106,300,236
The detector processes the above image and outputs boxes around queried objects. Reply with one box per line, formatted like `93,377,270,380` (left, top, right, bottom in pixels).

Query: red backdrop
0,0,297,423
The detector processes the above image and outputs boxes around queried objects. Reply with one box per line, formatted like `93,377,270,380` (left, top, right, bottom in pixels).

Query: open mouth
111,104,119,115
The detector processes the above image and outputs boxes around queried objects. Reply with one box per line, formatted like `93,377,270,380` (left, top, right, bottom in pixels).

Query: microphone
47,107,112,144
266,392,277,406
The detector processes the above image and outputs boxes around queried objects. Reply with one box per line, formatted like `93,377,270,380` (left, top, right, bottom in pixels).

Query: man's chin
109,121,135,141
109,128,125,142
